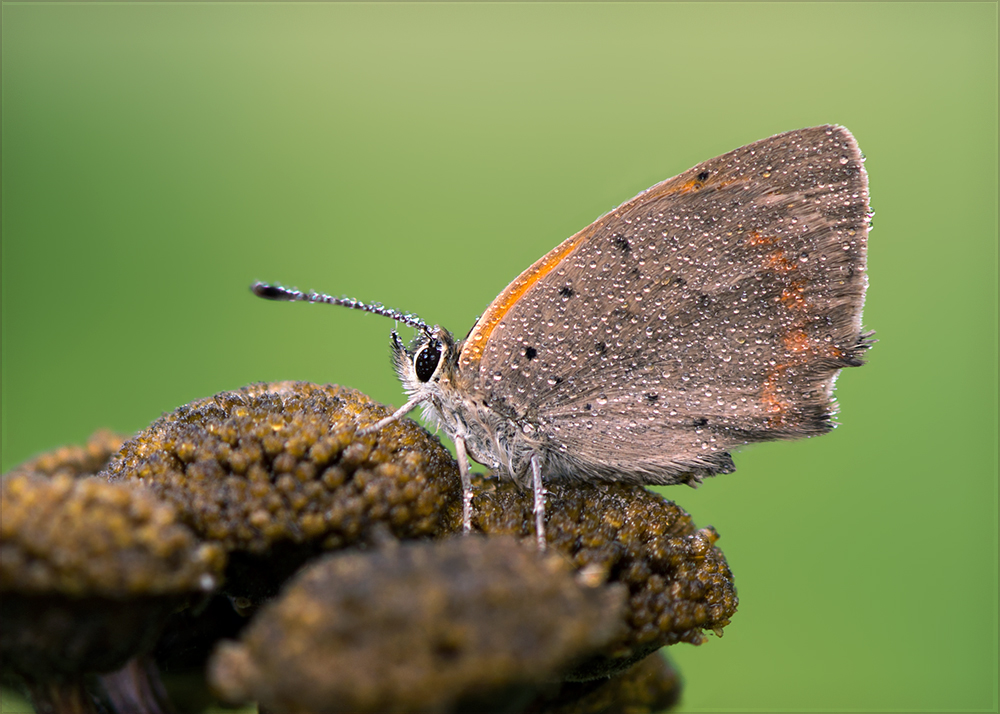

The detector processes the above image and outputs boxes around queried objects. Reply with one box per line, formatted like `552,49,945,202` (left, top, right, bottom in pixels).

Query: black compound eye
414,340,443,382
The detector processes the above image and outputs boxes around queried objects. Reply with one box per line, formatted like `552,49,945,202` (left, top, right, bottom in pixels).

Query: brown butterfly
254,125,872,548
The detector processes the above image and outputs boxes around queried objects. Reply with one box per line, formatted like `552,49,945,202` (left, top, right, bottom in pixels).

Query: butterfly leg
531,453,546,551
455,434,473,534
356,394,426,437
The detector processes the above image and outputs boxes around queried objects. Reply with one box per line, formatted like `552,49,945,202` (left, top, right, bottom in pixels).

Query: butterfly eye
414,340,443,382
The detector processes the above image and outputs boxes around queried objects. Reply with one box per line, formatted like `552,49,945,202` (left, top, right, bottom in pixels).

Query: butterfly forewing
471,125,869,483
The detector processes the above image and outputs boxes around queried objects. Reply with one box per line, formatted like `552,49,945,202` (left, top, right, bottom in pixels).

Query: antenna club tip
252,282,292,301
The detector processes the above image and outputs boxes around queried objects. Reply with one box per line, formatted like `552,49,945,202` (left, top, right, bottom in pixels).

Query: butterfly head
391,326,460,404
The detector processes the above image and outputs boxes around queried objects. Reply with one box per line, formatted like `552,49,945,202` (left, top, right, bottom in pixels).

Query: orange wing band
459,230,589,370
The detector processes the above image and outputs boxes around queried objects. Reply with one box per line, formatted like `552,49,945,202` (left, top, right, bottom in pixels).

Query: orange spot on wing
669,177,706,195
781,280,808,310
763,328,841,425
765,249,796,273
760,366,792,423
662,172,738,196
747,230,777,246
783,330,811,354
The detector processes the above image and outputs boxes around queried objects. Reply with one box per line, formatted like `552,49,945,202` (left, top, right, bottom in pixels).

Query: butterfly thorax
391,327,543,487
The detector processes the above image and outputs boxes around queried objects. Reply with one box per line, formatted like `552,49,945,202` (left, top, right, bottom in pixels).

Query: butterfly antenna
251,282,431,335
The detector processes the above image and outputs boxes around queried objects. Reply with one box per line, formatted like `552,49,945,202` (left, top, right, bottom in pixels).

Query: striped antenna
251,282,431,334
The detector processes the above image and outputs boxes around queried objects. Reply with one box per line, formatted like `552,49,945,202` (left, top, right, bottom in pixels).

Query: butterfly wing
462,125,870,484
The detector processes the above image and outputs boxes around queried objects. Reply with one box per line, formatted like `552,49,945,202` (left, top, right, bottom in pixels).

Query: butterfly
254,125,872,549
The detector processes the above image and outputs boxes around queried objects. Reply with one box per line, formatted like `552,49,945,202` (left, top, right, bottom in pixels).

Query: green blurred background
2,3,996,712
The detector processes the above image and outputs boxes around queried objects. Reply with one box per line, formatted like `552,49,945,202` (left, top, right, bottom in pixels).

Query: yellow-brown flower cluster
2,382,737,714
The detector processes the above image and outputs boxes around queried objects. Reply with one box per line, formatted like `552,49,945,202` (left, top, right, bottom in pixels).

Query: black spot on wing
612,234,631,254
